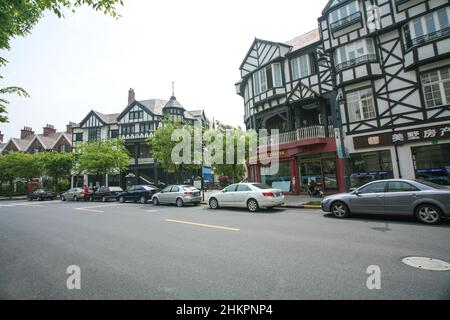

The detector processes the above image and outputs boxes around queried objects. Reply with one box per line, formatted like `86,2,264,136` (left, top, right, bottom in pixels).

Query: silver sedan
61,188,85,201
321,179,450,224
208,183,285,212
151,185,202,207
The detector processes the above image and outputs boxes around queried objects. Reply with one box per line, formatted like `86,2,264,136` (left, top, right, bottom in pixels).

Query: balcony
406,27,450,50
330,12,362,33
335,54,377,72
259,125,335,147
396,0,426,12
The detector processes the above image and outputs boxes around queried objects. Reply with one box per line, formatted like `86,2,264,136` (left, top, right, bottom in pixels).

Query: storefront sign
353,124,450,149
249,150,286,162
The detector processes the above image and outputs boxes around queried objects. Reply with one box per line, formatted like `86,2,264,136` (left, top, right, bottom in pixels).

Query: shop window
349,150,393,188
412,143,450,186
260,162,292,192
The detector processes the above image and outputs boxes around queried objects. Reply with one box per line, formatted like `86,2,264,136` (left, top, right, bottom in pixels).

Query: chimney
20,126,34,140
128,88,135,105
43,124,56,137
66,122,76,134
0,131,3,143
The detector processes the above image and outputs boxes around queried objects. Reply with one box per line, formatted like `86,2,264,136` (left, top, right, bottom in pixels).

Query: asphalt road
0,199,449,300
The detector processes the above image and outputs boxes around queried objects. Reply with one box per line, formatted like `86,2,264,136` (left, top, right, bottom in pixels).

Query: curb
200,202,321,209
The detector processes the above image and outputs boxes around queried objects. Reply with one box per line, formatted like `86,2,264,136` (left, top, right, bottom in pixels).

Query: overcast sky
0,0,328,140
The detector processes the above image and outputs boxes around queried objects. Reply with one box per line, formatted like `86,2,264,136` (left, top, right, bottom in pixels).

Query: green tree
0,0,123,122
149,118,200,184
212,121,247,183
75,139,131,186
37,152,73,193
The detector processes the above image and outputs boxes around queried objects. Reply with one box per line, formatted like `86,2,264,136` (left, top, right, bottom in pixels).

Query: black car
89,186,124,202
28,189,55,201
117,185,159,204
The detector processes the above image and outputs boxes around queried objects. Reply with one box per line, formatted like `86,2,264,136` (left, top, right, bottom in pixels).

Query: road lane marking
146,210,158,213
165,219,240,232
75,204,121,213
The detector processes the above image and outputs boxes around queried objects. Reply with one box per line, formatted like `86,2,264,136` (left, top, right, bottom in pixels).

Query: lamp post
317,52,351,192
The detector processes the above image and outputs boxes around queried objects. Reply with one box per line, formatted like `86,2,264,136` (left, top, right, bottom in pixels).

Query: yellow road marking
165,219,240,232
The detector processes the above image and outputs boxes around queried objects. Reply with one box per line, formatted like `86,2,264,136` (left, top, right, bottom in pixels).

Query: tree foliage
0,0,123,122
0,152,42,181
75,139,131,179
36,151,73,192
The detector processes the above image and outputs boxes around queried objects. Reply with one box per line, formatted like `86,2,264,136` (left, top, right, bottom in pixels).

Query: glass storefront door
412,143,450,186
299,161,322,193
298,158,338,193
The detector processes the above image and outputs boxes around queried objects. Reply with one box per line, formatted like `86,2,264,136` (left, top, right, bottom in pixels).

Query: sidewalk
200,190,322,209
0,195,28,201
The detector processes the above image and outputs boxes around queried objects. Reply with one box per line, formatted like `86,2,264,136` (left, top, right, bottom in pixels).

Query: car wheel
119,196,125,203
102,196,107,203
140,196,146,204
153,197,160,206
331,201,349,218
73,196,78,202
89,196,94,202
209,198,219,209
415,204,442,225
38,197,43,201
247,199,259,212
61,196,66,201
27,196,32,201
176,198,184,207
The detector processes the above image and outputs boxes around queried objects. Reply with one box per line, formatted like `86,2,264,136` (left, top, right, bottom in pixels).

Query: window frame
346,87,377,122
421,66,450,108
290,54,311,80
406,7,450,48
333,38,377,72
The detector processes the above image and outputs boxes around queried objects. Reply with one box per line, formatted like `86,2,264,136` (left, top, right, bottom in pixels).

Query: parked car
321,179,450,225
28,189,55,201
208,183,285,212
89,186,123,202
117,185,159,204
152,185,201,207
61,188,85,201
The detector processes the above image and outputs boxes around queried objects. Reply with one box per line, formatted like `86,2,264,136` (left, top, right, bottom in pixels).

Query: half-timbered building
319,0,450,187
72,88,209,189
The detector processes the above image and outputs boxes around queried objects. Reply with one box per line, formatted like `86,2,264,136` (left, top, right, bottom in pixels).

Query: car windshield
415,179,449,190
251,184,272,190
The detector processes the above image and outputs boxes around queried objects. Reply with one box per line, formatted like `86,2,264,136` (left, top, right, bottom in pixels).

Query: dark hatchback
117,185,159,204
89,186,124,202
27,189,55,201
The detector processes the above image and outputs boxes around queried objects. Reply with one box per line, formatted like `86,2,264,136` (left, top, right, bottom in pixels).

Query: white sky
0,0,329,140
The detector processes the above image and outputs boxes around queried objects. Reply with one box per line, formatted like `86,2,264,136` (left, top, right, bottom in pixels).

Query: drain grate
402,257,450,271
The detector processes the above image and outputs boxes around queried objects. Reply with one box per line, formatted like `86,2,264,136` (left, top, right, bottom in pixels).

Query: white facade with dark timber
319,0,450,187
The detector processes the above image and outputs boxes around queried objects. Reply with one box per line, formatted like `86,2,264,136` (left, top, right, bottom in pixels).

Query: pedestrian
83,185,89,202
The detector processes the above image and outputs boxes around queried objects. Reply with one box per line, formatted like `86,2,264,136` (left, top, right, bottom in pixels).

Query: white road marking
75,204,121,213
146,210,159,213
165,219,240,232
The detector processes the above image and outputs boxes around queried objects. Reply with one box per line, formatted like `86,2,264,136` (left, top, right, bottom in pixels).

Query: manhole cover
402,257,450,271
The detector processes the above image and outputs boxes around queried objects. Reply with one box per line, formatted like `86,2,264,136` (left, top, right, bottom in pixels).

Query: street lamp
317,52,351,192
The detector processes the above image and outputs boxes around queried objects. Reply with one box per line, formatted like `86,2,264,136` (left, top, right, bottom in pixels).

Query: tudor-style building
72,88,209,189
236,29,346,194
319,0,450,187
2,124,73,155
237,0,450,193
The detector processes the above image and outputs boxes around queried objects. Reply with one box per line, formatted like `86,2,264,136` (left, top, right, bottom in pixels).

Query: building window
260,161,292,192
346,88,376,122
334,38,376,72
139,144,151,158
139,122,154,133
88,128,101,141
291,54,311,80
33,147,42,153
329,1,360,31
244,82,250,102
253,68,267,95
272,62,283,87
110,129,119,138
405,7,450,48
58,144,68,153
413,143,450,186
121,124,135,135
349,150,393,188
129,110,143,121
74,133,83,142
421,66,450,108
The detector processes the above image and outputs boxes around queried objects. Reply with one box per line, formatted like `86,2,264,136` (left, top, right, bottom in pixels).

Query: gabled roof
25,132,72,151
239,38,292,70
138,99,168,116
95,111,119,124
322,0,348,15
5,138,30,151
285,29,321,53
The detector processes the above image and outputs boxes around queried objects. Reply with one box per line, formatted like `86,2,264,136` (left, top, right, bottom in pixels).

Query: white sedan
208,183,285,212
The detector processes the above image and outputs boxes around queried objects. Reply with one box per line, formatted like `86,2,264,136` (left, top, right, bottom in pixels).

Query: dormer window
329,1,361,32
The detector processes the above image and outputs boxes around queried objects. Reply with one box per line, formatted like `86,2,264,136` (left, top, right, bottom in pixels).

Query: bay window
405,7,450,48
333,38,376,72
329,1,360,31
346,88,376,122
421,66,450,108
291,54,312,80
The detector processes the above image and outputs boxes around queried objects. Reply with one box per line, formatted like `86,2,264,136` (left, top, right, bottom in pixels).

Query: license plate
193,192,200,196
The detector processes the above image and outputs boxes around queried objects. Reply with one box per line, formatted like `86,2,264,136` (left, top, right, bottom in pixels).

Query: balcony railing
335,54,377,72
330,11,362,32
406,27,450,49
259,125,335,147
